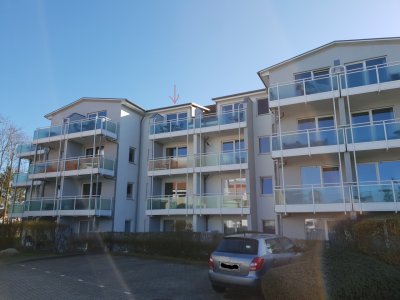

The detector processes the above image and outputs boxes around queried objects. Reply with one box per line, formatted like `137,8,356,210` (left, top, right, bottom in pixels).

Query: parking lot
0,254,263,300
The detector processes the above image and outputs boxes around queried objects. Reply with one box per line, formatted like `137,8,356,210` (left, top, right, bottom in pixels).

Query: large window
261,177,273,195
301,166,340,186
222,102,242,113
352,107,393,125
223,178,246,195
357,161,400,183
82,182,102,196
259,137,270,154
294,68,330,81
222,139,244,152
166,146,187,157
346,57,386,72
87,110,107,119
298,116,334,130
85,146,104,157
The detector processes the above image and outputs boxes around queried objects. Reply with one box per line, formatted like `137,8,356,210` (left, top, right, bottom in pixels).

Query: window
166,112,188,130
346,57,387,72
87,110,107,119
222,139,244,152
301,166,340,186
166,146,187,157
263,220,275,234
222,102,242,113
298,116,334,131
259,137,270,153
127,183,134,198
357,163,377,183
257,98,269,115
223,178,246,195
352,107,393,125
128,147,136,163
223,219,248,235
82,182,102,196
164,182,186,197
261,177,273,195
294,68,330,81
85,146,104,157
379,161,400,182
124,220,131,233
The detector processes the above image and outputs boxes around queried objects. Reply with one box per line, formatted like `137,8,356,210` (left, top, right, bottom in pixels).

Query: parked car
208,233,302,292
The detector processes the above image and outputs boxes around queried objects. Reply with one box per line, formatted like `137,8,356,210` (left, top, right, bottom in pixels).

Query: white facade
10,37,400,239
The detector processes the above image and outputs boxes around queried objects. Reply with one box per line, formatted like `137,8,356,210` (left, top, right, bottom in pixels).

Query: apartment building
9,37,400,240
11,98,145,234
135,89,274,233
258,37,400,239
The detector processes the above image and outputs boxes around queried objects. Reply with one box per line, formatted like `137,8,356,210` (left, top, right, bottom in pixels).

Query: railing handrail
148,149,248,162
34,116,115,132
269,60,400,89
275,180,400,190
29,155,114,166
151,107,246,125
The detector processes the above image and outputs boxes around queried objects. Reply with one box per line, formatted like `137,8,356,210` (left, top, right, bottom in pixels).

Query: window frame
257,98,269,115
127,182,134,199
258,136,271,154
294,67,330,81
261,177,273,195
128,147,136,164
87,110,107,120
351,107,394,126
297,115,335,131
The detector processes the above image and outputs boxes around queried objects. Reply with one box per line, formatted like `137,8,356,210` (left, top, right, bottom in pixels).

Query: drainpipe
134,114,145,232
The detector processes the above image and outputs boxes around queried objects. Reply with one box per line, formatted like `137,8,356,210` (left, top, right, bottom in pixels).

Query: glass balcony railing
9,203,24,214
21,196,113,213
17,144,46,155
272,128,344,151
29,156,115,175
148,157,194,171
146,194,249,211
12,173,29,185
275,186,351,205
148,151,248,171
196,150,247,167
352,183,400,203
346,120,400,143
147,196,190,209
33,117,117,140
269,62,400,102
150,109,246,135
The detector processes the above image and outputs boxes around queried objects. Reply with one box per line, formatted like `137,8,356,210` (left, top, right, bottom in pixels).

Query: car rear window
216,238,258,254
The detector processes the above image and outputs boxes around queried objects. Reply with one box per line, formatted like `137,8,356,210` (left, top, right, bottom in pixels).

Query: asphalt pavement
0,254,263,300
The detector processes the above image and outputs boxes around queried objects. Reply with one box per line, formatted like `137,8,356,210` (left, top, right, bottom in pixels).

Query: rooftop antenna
169,83,180,105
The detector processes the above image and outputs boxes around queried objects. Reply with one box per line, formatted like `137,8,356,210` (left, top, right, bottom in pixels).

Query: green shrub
261,242,326,300
0,222,22,249
324,248,400,300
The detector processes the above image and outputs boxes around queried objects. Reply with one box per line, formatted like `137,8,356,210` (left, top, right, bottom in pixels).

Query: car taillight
208,257,214,269
249,257,264,271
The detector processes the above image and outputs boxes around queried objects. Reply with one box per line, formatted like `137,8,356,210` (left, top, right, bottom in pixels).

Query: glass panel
301,166,321,186
177,147,187,157
366,57,386,69
322,167,340,185
357,163,377,183
294,71,312,81
372,108,393,123
379,161,400,182
305,77,332,95
349,123,385,143
346,62,363,72
259,137,270,153
298,118,316,130
280,131,308,149
385,121,400,140
318,116,334,128
352,112,370,124
378,64,400,83
222,141,234,152
354,184,394,203
261,178,273,195
346,68,377,88
309,128,338,146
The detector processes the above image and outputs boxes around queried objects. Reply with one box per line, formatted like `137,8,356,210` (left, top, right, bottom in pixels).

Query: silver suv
208,233,301,292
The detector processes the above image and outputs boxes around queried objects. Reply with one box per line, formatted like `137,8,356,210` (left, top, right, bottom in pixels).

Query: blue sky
1,0,399,137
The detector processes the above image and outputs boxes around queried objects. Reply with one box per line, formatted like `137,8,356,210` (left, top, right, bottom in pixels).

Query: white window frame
300,165,340,187
351,107,394,126
297,115,335,130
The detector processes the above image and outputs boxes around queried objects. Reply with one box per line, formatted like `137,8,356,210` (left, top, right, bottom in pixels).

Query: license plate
220,262,240,270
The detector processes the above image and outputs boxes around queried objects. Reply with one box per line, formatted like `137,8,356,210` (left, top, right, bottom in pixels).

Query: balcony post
391,181,397,213
383,120,388,150
375,65,381,92
311,185,315,214
307,130,311,156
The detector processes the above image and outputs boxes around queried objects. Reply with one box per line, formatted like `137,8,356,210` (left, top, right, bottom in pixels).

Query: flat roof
212,88,266,101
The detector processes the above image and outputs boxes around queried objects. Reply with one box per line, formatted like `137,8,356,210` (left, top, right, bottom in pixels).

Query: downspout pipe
134,114,145,232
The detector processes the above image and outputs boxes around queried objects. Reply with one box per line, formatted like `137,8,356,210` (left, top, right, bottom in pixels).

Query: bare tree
0,115,27,223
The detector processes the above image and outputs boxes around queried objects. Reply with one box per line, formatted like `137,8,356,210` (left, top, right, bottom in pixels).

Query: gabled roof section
258,37,400,75
212,88,266,102
44,97,146,119
146,102,210,114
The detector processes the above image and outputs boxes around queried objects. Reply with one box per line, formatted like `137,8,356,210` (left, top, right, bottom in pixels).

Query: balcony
275,185,352,213
12,173,41,187
16,144,46,158
149,109,246,138
148,150,248,176
28,156,115,179
352,182,400,212
33,117,118,143
8,196,113,218
275,182,400,213
146,194,250,215
346,119,400,151
269,62,400,107
271,128,345,157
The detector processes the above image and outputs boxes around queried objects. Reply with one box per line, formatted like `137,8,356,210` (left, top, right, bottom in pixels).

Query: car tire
211,284,226,293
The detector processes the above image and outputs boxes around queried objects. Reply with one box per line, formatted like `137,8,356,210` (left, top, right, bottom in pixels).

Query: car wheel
211,284,226,293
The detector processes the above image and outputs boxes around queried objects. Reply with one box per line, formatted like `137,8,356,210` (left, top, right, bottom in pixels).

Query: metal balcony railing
150,109,246,135
33,117,117,140
269,62,400,102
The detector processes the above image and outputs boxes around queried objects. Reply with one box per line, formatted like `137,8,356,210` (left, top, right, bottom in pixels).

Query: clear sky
1,0,399,138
